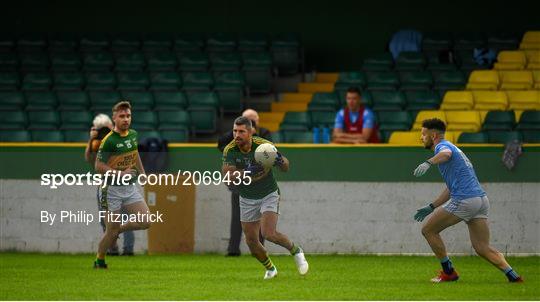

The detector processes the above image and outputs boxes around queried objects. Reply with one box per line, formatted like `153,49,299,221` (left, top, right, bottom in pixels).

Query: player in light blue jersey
412,118,522,283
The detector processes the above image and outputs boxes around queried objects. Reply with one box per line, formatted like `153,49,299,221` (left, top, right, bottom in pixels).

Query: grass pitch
1,253,538,300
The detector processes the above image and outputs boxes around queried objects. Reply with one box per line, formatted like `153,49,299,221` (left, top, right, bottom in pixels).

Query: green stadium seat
405,90,441,110
22,72,52,90
366,72,400,90
116,72,150,90
310,111,336,128
114,52,145,72
89,91,122,111
487,131,522,143
425,51,458,71
120,91,154,110
50,53,81,71
0,92,25,110
85,72,117,90
188,91,220,109
377,111,413,131
214,72,245,113
60,111,92,130
432,71,466,93
17,33,47,52
0,72,20,90
53,72,85,90
160,129,189,142
457,132,488,143
146,52,178,71
238,33,268,51
482,111,516,131
83,52,114,71
0,110,27,130
242,52,272,93
334,72,367,91
79,33,110,52
206,33,237,52
271,33,300,75
153,91,188,110
28,111,60,130
19,53,50,70
270,131,282,143
399,71,433,91
280,112,311,131
24,91,57,110
516,111,540,130
456,50,487,72
422,32,453,51
0,53,19,71
182,72,214,91
210,52,242,71
149,72,181,91
131,111,158,130
57,91,90,110
142,33,173,52
173,34,204,52
370,91,406,111
282,130,313,143
137,130,161,140
178,52,210,71
395,52,426,71
487,32,519,52
189,107,216,133
521,130,540,143
308,92,339,111
63,130,89,142
454,33,486,50
362,53,394,71
111,33,141,52
0,130,31,142
157,110,191,130
48,33,78,52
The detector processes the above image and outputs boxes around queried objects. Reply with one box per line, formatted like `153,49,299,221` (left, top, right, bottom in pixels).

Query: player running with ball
413,118,522,283
222,116,309,279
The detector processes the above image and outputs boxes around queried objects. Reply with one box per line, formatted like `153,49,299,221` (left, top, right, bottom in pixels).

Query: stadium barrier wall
1,144,539,254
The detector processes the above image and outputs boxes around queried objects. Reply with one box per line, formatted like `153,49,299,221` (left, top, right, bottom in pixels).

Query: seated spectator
332,87,379,144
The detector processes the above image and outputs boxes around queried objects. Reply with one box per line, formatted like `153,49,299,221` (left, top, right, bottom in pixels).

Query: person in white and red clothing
332,87,379,144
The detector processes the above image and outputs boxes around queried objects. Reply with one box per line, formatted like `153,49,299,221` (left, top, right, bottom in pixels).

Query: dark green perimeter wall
1,145,538,182
2,0,538,70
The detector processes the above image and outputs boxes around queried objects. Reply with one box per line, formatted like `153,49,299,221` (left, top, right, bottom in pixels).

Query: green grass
1,253,538,300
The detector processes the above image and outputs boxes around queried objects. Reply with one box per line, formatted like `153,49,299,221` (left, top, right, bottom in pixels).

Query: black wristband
425,160,432,165
429,203,435,210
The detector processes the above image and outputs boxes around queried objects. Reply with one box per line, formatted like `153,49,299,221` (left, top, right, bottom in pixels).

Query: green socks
259,257,275,271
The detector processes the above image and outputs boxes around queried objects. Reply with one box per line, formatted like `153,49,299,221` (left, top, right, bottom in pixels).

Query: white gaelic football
92,113,112,129
254,143,278,168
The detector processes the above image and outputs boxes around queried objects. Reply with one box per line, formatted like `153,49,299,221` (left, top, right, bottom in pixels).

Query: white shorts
239,190,280,222
98,184,144,212
443,195,490,222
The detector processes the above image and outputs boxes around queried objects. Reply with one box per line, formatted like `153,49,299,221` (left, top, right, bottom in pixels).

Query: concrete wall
1,180,538,254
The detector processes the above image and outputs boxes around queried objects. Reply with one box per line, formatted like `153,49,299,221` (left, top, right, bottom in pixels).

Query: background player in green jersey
93,101,150,269
222,116,309,279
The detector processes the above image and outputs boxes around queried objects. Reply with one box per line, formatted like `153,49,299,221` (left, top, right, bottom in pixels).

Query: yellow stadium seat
472,91,508,110
445,111,482,132
478,110,489,123
499,71,533,90
525,50,540,69
281,93,313,103
440,91,474,110
507,90,540,110
388,131,421,145
520,31,540,50
258,122,280,132
315,73,339,83
412,110,446,130
271,102,308,112
533,70,540,89
515,110,524,121
445,131,463,144
466,70,499,90
520,42,540,50
259,112,285,123
297,82,334,93
493,51,526,70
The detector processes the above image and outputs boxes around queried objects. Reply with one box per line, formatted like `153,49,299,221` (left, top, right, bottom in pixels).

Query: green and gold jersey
96,129,139,171
222,136,279,200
